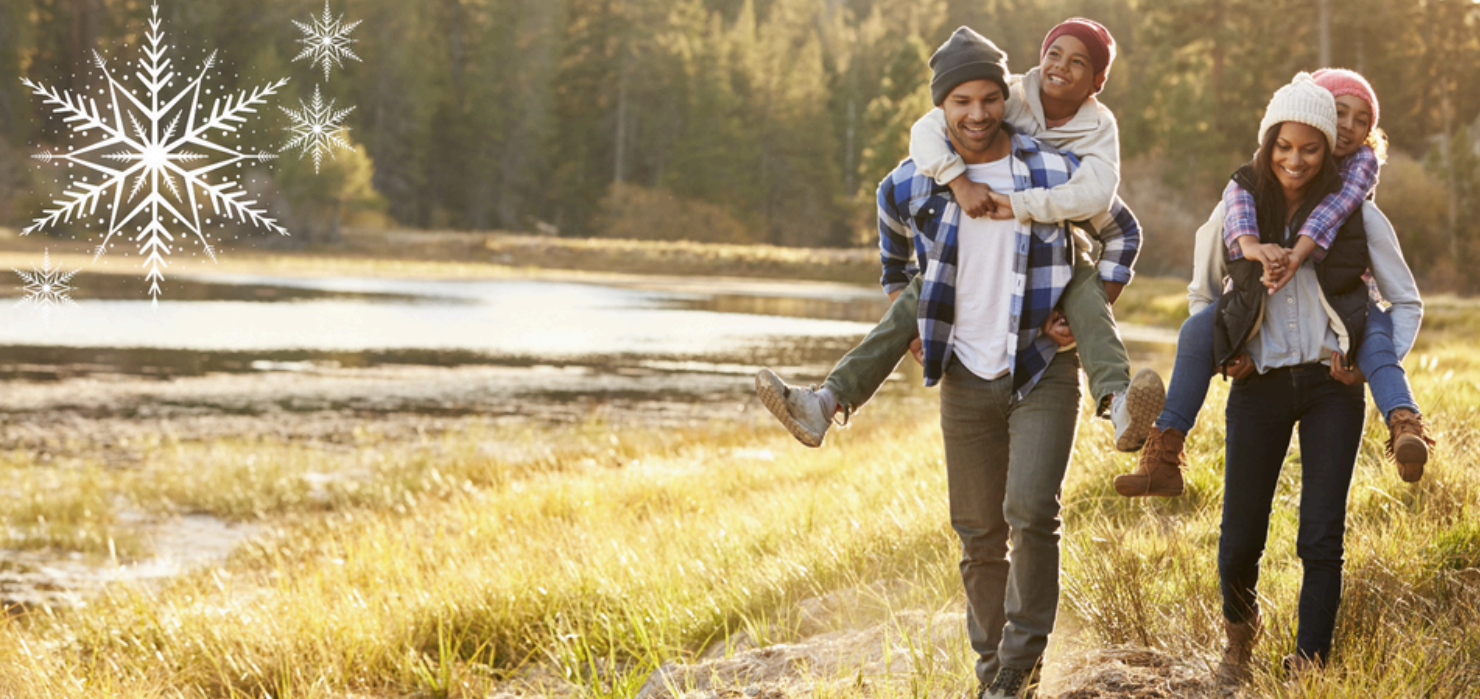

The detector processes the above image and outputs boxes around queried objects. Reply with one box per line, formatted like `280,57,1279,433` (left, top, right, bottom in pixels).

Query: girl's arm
1223,181,1290,284
1263,148,1382,292
1295,145,1381,262
1222,180,1259,260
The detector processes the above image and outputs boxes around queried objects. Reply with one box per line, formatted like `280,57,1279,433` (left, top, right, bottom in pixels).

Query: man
872,28,1141,698
756,19,1161,457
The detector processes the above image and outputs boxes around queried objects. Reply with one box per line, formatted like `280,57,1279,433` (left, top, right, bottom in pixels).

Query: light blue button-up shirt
1244,225,1343,371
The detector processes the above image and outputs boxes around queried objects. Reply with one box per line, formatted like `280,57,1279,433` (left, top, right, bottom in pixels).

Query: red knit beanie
1040,18,1116,92
1312,68,1379,131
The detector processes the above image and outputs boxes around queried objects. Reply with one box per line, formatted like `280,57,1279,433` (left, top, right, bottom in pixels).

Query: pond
0,272,1175,425
1,274,883,359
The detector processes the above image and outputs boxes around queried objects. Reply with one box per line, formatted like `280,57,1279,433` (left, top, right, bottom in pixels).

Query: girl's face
1333,94,1374,159
1271,121,1328,194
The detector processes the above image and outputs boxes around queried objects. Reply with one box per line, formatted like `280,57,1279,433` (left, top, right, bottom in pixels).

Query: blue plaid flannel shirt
877,130,1141,398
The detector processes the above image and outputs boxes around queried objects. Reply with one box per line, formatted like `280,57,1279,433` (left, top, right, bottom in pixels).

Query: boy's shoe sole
754,369,824,448
1115,368,1166,452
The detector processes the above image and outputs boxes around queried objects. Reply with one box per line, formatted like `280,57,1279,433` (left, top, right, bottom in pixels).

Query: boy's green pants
821,246,1131,417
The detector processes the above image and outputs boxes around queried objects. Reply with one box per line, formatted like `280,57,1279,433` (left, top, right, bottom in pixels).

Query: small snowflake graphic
281,85,355,174
13,249,80,324
293,1,363,81
20,3,290,305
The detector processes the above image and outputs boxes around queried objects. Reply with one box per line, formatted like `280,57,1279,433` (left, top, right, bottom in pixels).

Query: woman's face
1333,94,1373,159
1271,121,1328,194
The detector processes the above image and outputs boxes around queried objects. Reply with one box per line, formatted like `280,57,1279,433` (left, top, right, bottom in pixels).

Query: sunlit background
1,2,1478,697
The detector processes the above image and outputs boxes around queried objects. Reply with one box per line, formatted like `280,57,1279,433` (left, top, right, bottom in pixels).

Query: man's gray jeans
939,350,1082,684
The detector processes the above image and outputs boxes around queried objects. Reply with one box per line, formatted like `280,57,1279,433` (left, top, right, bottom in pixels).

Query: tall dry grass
1059,343,1480,697
1,302,1477,698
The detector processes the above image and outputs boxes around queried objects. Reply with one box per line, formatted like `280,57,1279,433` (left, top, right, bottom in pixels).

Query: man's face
941,79,1007,162
1039,35,1096,104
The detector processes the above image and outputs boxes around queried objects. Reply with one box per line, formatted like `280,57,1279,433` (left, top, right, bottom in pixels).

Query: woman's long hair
1249,122,1342,242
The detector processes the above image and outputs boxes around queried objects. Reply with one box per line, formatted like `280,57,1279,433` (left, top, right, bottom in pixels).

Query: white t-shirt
951,156,1019,380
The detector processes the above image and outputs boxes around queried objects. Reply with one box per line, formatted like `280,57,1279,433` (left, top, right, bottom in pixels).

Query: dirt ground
485,582,1233,699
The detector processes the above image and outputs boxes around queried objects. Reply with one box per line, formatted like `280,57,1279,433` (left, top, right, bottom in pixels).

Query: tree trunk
845,96,855,195
1442,83,1460,259
68,0,98,94
614,54,629,184
1318,0,1331,68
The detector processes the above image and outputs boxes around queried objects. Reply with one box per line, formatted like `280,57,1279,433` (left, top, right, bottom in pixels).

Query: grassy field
2,346,1476,697
0,232,1476,697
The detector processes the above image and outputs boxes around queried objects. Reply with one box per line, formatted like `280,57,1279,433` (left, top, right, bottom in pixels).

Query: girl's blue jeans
1154,301,1417,435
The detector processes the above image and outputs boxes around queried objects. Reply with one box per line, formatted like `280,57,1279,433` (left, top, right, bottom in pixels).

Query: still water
1,274,885,359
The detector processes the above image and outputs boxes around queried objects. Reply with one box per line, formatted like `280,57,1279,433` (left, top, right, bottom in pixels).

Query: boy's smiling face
1040,35,1096,106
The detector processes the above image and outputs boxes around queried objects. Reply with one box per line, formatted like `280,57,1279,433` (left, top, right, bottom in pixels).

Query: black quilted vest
1212,164,1370,367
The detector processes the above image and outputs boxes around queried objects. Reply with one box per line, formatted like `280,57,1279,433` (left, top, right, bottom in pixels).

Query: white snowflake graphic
20,3,290,305
293,1,363,81
281,84,355,174
12,249,80,324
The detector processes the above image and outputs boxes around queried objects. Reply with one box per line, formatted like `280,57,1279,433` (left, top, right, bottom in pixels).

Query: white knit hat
1258,72,1338,150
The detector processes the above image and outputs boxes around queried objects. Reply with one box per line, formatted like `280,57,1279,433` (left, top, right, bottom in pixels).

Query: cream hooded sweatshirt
910,66,1120,224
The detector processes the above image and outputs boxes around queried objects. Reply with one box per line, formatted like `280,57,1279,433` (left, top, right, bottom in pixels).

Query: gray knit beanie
930,27,1010,107
1258,72,1338,149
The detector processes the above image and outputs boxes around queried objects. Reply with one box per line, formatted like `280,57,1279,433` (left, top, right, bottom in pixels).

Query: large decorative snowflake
281,85,355,174
20,3,290,305
12,249,79,324
293,1,362,81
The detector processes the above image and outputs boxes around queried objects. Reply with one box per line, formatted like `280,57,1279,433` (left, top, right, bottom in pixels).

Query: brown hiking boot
1386,408,1435,483
1112,426,1186,497
1215,613,1262,686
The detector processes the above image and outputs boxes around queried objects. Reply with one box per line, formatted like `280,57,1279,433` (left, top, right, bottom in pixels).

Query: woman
1191,74,1423,680
1113,68,1432,499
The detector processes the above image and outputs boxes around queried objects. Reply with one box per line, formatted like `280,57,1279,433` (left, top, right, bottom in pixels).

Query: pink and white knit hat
1312,68,1379,130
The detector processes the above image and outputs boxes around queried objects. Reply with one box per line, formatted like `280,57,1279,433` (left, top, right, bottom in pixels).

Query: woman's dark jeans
1218,364,1366,663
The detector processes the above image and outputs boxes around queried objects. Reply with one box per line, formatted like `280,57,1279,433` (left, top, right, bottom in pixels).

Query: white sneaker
754,369,831,447
1111,368,1165,452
